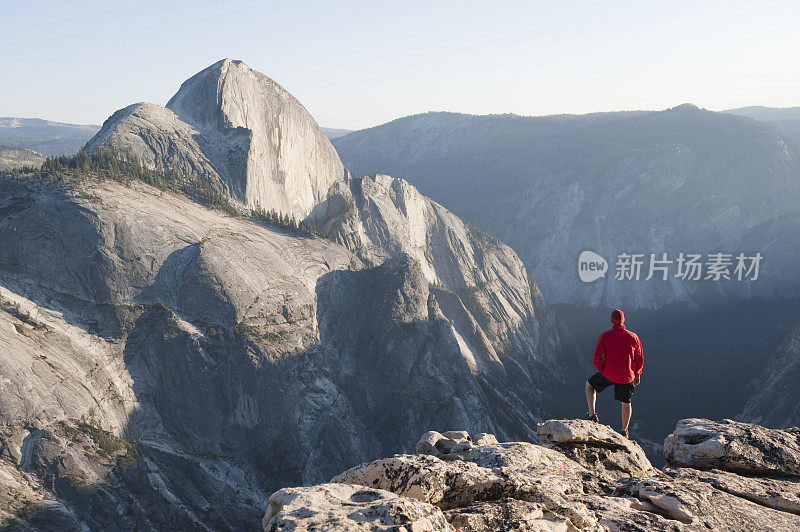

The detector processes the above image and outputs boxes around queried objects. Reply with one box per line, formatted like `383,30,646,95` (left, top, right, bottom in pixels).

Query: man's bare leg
585,381,596,416
621,402,632,433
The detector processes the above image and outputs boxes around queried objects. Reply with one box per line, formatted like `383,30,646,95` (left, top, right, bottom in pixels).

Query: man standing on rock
585,309,643,438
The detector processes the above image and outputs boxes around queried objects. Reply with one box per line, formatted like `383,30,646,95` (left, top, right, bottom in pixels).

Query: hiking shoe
619,429,629,438
586,412,599,423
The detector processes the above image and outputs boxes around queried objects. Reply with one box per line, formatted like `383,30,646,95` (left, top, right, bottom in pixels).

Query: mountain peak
166,58,290,130
86,60,345,217
669,102,701,112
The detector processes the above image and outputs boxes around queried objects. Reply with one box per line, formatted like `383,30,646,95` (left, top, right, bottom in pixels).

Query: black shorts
588,372,635,403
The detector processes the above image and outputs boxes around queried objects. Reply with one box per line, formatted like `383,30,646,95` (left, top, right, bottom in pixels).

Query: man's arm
592,335,604,373
633,335,643,385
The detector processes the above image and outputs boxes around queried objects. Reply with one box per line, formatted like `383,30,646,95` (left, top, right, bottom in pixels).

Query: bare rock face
82,62,572,439
0,171,571,528
273,420,800,531
79,61,572,447
83,102,229,194
2,61,577,529
415,430,498,460
664,418,800,476
0,420,268,531
166,59,345,215
667,468,800,516
537,419,654,480
310,178,571,444
0,282,134,432
332,437,601,529
0,177,356,529
332,453,513,510
310,174,569,412
443,499,573,532
620,471,800,530
86,59,345,216
262,483,453,531
740,323,800,429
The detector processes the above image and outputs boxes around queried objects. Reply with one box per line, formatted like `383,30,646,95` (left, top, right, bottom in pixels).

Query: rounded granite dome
165,59,345,216
85,59,345,218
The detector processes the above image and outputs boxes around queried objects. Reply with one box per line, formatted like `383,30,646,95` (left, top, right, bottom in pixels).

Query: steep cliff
740,323,800,428
86,59,345,217
310,173,564,379
0,170,571,529
0,59,572,529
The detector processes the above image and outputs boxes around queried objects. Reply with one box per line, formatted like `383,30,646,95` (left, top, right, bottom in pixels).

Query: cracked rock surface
262,483,453,531
664,418,800,476
537,419,654,480
268,419,800,531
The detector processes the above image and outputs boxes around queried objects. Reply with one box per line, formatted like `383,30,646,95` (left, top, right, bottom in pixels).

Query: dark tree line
251,206,328,238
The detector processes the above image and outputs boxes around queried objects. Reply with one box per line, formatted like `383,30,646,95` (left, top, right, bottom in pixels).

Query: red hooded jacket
592,312,643,384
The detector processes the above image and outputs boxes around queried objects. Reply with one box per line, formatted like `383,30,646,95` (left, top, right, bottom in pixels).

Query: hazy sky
2,1,799,130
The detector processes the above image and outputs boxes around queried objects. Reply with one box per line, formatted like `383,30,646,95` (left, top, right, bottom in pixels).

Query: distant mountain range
0,117,100,156
321,127,352,139
5,106,798,158
724,106,800,139
333,104,800,310
724,105,800,121
0,117,349,160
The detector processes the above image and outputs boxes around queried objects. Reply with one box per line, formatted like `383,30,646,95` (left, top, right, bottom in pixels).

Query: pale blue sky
2,1,799,130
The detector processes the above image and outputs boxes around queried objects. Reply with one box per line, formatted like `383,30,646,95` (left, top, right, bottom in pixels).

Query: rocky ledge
263,419,800,531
